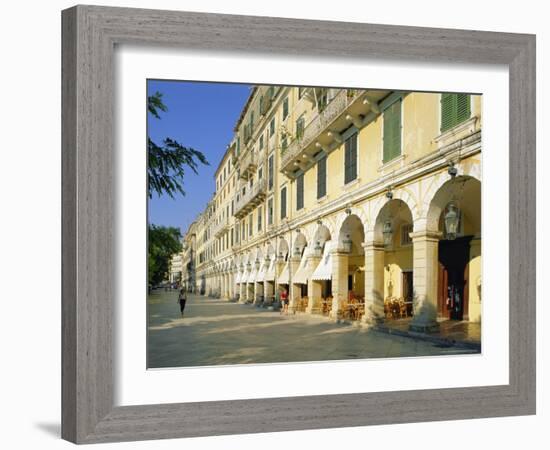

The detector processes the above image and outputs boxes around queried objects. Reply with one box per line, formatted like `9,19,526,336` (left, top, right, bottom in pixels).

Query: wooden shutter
441,93,471,132
345,134,357,183
383,99,401,163
317,155,327,199
281,187,287,219
297,174,304,210
268,155,274,190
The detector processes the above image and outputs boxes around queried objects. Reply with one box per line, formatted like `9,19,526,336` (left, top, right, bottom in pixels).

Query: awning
256,259,268,283
265,256,276,282
293,252,317,284
311,241,335,281
277,260,290,285
246,265,257,283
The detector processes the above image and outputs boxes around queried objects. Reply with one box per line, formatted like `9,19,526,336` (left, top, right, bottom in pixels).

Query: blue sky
147,80,251,235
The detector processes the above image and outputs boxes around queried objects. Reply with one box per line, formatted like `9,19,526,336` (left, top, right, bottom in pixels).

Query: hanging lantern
314,241,323,257
383,221,393,247
444,203,460,240
342,234,352,253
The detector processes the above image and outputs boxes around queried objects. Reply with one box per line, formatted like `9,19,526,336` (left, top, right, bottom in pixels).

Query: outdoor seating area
384,297,413,319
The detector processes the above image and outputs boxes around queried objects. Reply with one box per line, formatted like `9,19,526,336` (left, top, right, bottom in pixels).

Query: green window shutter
344,134,357,183
441,93,456,132
297,174,304,210
281,187,287,219
383,99,401,163
283,98,289,120
441,93,471,132
456,93,471,123
317,155,327,199
268,155,274,190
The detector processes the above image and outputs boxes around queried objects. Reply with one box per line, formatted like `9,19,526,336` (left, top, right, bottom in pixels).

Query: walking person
280,288,289,315
177,285,188,317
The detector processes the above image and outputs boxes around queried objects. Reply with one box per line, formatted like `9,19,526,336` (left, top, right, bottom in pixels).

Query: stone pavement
372,317,481,351
147,290,480,368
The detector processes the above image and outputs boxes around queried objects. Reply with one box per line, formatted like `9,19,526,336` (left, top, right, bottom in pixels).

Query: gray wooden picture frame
61,4,536,444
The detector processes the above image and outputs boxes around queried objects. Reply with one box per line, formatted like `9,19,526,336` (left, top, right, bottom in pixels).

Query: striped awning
293,252,316,284
277,260,290,285
311,241,335,281
246,265,257,283
256,259,268,283
265,256,276,282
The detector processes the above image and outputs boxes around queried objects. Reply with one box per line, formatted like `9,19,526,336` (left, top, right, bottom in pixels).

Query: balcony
233,179,267,219
280,89,390,178
238,148,258,180
212,216,229,238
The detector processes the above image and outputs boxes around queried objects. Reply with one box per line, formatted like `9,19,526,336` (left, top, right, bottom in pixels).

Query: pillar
468,234,482,322
330,251,348,320
362,240,385,325
289,255,301,313
306,255,322,313
409,230,441,332
264,280,274,304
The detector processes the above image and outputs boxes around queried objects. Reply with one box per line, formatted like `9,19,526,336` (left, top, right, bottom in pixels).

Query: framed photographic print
61,5,536,444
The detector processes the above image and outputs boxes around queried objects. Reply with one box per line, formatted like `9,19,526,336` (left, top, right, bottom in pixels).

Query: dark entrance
437,236,472,320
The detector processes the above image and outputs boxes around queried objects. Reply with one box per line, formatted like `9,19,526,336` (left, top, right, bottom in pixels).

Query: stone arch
426,175,481,233
373,198,414,244
420,162,482,225
337,213,365,255
312,222,332,249
334,205,368,237
278,237,290,259
291,231,308,258
368,188,420,234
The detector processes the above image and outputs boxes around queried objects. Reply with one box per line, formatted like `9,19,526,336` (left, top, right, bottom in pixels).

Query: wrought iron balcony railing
233,178,267,218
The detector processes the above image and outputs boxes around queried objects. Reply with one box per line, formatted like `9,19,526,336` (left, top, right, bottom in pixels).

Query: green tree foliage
147,91,209,198
148,224,182,285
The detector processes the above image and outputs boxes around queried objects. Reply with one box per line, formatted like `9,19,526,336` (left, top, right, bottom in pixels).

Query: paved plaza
147,290,478,368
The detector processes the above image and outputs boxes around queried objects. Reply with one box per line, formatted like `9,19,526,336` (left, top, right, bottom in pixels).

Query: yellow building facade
184,86,482,330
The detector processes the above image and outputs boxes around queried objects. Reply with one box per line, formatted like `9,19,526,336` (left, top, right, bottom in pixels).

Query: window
296,174,304,210
268,154,274,190
281,134,288,152
280,187,287,219
258,167,263,180
236,136,240,155
295,115,305,140
344,133,358,184
258,206,262,231
317,155,327,199
317,88,328,111
259,134,264,150
441,93,471,132
231,228,234,246
269,118,275,136
383,99,402,163
268,198,273,225
231,200,234,216
282,97,289,120
401,224,413,246
248,214,253,237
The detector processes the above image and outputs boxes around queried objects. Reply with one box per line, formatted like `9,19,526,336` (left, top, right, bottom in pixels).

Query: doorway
437,236,471,320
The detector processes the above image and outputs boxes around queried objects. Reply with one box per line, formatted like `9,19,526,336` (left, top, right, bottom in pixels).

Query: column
275,257,285,308
264,280,274,305
361,240,385,325
330,251,348,320
409,230,441,332
468,234,482,322
306,255,322,313
289,255,301,313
